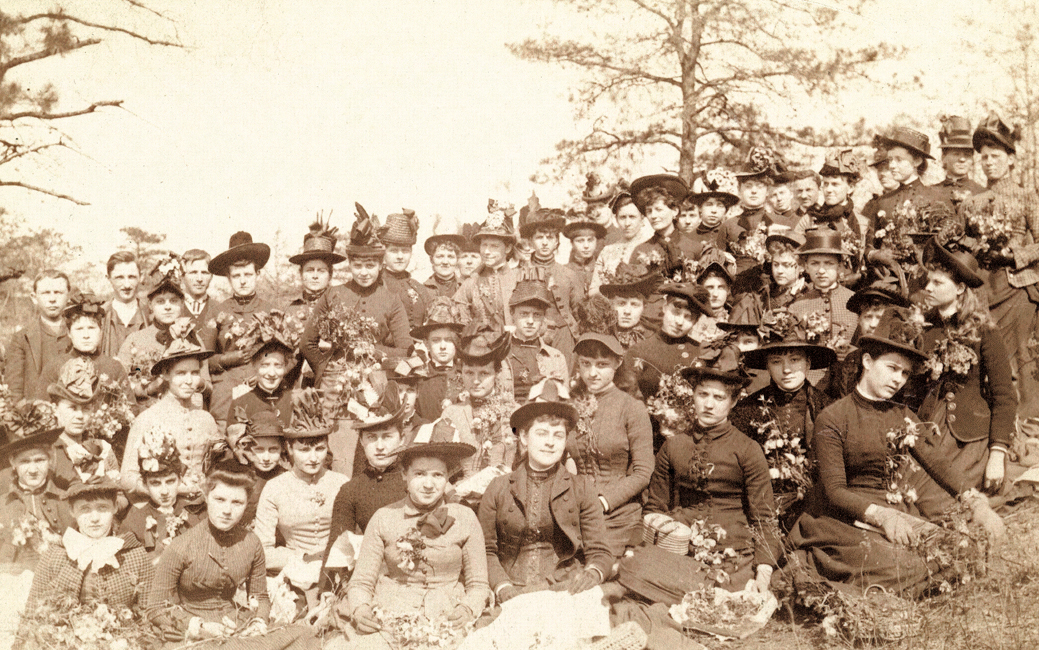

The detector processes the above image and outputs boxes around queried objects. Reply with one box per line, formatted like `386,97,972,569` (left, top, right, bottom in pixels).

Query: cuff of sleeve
598,496,610,513
493,582,514,598
587,566,605,584
989,444,1009,455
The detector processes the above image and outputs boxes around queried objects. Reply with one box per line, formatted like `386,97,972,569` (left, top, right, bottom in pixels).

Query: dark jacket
864,178,952,245
6,317,69,402
382,269,433,331
0,476,73,570
478,463,614,591
730,381,834,449
118,496,206,560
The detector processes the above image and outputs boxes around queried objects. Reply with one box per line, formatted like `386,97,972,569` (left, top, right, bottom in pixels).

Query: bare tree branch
16,12,181,47
0,180,89,205
1,100,123,122
0,39,102,76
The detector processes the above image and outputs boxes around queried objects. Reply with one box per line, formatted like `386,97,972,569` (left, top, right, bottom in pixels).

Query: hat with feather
474,200,517,244
290,211,346,266
284,388,334,439
345,203,386,258
146,252,186,300
424,214,468,256
62,290,106,324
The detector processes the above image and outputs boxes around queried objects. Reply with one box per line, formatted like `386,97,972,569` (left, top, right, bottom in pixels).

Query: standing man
100,251,149,357
6,270,71,401
792,170,823,220
379,210,432,331
937,115,986,205
201,232,275,428
180,249,215,326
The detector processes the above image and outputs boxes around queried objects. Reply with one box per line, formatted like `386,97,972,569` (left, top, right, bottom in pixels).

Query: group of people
0,110,1036,649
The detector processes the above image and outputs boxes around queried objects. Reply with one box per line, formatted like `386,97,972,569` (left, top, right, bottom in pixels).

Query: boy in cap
501,281,569,402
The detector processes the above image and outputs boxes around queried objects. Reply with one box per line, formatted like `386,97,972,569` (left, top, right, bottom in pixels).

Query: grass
687,498,1039,650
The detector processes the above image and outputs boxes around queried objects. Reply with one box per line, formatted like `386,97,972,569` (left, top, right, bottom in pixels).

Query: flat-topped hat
345,203,386,258
735,146,784,181
509,280,553,310
411,297,466,339
0,400,61,463
659,282,712,316
875,126,933,160
599,262,659,299
474,200,517,244
923,236,984,289
457,329,511,366
209,231,271,277
689,168,740,207
939,115,974,150
65,476,122,502
48,357,99,405
151,325,214,376
798,227,850,257
973,111,1019,155
742,310,836,370
379,209,420,247
679,345,751,389
819,149,863,182
289,213,346,266
62,290,106,322
858,306,927,363
284,388,334,439
630,174,689,211
510,378,578,431
424,214,468,256
583,171,614,205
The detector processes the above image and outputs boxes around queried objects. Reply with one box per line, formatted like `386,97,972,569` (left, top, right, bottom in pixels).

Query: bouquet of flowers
730,223,769,265
9,511,62,555
749,396,814,500
395,526,432,576
669,587,775,640
84,373,135,442
209,311,256,353
802,310,851,355
873,201,927,263
314,305,383,416
882,417,939,505
962,196,1016,257
17,599,149,650
371,607,473,650
922,336,979,382
456,390,518,472
144,510,191,548
646,372,697,440
125,342,163,391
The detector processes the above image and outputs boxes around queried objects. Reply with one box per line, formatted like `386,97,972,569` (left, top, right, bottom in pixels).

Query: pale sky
0,0,1021,279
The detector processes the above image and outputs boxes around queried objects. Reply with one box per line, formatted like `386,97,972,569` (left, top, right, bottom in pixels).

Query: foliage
119,226,168,269
17,599,150,650
510,0,909,184
748,395,813,501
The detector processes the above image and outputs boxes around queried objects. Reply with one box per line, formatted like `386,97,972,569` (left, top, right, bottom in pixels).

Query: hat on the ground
599,263,659,299
0,400,61,464
509,280,553,310
857,306,927,363
973,111,1019,155
47,357,99,405
379,210,420,247
679,346,751,389
209,232,271,277
875,126,934,160
939,116,974,151
742,310,836,370
798,227,850,257
345,203,387,258
411,297,466,339
819,149,863,182
510,378,578,431
289,214,346,266
689,168,740,207
923,237,984,289
630,174,689,211
474,200,518,244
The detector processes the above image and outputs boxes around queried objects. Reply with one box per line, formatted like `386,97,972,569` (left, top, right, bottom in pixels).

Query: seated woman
228,409,287,526
598,263,656,351
47,357,120,491
119,426,206,561
24,477,153,614
567,337,653,558
479,379,613,601
618,347,780,605
229,336,295,427
729,310,835,530
145,449,318,646
120,329,220,499
787,307,1005,595
254,388,347,609
412,298,465,421
335,441,489,649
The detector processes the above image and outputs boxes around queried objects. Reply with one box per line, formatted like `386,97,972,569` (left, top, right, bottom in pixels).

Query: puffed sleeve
599,396,653,510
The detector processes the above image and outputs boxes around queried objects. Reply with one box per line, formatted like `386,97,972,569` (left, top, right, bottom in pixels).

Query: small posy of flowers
9,512,62,554
84,373,135,442
465,391,517,472
17,598,147,650
210,311,252,350
750,396,814,500
317,304,380,362
923,336,979,382
802,311,851,354
686,519,738,584
646,372,697,440
874,201,926,263
883,417,938,505
962,196,1015,257
153,510,191,547
371,606,473,649
395,526,432,576
570,391,598,443
138,425,179,474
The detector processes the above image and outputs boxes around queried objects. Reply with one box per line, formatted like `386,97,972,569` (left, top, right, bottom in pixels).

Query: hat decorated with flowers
411,296,466,339
147,253,187,301
583,171,614,205
679,345,751,389
345,203,386,258
354,377,406,432
858,306,927,363
0,397,60,463
138,424,184,476
47,357,99,405
599,262,660,299
563,208,608,241
742,309,836,370
474,200,517,244
689,168,740,207
457,327,511,366
151,323,214,376
379,209,420,247
819,149,863,182
289,212,346,266
735,147,785,181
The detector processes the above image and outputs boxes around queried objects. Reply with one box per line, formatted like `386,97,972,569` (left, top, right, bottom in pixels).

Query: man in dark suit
180,249,216,326
7,269,71,401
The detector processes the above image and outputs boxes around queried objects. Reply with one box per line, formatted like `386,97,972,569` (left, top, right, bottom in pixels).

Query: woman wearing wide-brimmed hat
333,440,488,648
200,231,277,427
900,240,1016,516
120,328,219,498
46,357,119,491
629,174,705,272
300,205,414,388
287,214,345,326
787,306,1005,595
423,215,469,299
616,347,780,605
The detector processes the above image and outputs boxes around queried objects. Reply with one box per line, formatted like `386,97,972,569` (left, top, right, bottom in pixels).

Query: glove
984,449,1006,493
865,504,918,547
744,564,773,594
961,489,1006,544
497,584,521,604
352,604,382,634
566,568,602,595
446,604,475,628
